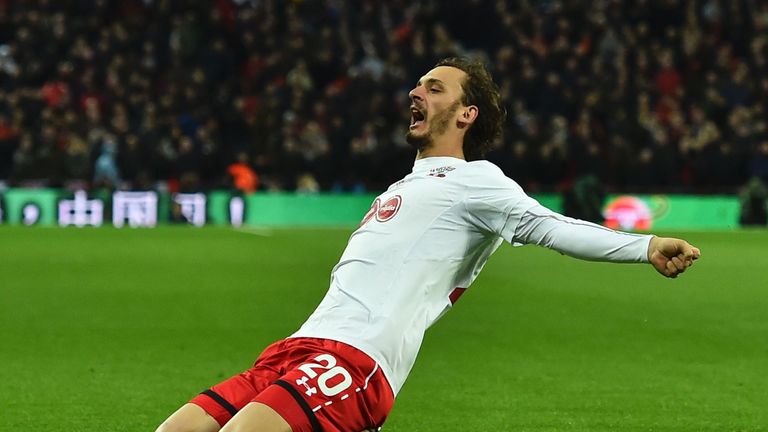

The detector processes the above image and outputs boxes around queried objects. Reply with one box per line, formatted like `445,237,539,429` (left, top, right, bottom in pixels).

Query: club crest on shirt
427,166,455,178
360,195,402,226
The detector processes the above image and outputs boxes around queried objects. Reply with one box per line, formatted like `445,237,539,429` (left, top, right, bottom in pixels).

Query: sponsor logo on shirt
427,166,455,178
360,195,402,226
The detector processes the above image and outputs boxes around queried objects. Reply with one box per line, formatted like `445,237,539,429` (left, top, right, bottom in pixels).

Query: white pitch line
233,227,273,237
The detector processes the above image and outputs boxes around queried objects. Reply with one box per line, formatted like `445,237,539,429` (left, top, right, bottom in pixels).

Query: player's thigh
219,402,291,432
156,403,221,432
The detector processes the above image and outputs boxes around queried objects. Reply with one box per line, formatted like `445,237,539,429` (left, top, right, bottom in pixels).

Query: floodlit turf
1,226,767,431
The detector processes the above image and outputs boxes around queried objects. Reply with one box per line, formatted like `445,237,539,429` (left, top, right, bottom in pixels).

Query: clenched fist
647,236,701,278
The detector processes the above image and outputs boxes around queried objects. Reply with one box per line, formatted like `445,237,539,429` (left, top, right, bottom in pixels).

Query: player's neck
415,138,465,160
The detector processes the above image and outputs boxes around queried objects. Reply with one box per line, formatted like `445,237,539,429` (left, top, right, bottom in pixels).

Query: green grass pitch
1,226,767,431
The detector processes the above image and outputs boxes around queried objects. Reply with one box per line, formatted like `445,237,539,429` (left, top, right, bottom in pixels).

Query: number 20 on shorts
295,354,353,397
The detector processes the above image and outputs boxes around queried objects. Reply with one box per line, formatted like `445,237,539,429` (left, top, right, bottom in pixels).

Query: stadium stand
1,0,767,194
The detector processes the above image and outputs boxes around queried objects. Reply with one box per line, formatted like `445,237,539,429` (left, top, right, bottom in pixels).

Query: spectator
93,134,120,189
227,151,259,194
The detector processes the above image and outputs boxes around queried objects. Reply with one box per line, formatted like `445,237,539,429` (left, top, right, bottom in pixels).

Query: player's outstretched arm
647,236,701,278
512,205,702,272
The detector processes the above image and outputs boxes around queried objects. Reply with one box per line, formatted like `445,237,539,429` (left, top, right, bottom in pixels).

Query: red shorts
190,337,394,432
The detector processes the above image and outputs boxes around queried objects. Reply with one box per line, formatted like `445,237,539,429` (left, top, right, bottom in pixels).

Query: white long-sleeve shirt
291,157,651,396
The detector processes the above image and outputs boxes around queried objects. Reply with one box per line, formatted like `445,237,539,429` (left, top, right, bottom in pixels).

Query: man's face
406,66,467,150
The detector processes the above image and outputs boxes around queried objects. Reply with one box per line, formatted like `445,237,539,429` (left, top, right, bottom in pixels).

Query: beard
405,129,431,152
406,100,461,152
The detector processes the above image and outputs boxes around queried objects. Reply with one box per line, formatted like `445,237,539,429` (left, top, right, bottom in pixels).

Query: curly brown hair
435,57,506,161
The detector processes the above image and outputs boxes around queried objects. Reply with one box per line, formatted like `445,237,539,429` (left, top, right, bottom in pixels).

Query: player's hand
647,236,701,278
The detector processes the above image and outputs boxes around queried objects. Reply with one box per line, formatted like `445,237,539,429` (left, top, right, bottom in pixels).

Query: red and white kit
197,157,652,430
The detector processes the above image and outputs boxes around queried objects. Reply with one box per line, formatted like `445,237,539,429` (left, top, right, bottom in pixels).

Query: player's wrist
646,235,658,263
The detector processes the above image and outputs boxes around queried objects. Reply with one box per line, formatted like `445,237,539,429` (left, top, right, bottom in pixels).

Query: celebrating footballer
156,57,701,432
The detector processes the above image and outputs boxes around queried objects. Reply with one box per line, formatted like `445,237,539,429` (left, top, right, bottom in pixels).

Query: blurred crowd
1,0,768,194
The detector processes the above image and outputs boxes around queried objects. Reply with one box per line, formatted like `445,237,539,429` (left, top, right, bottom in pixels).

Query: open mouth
410,106,426,129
